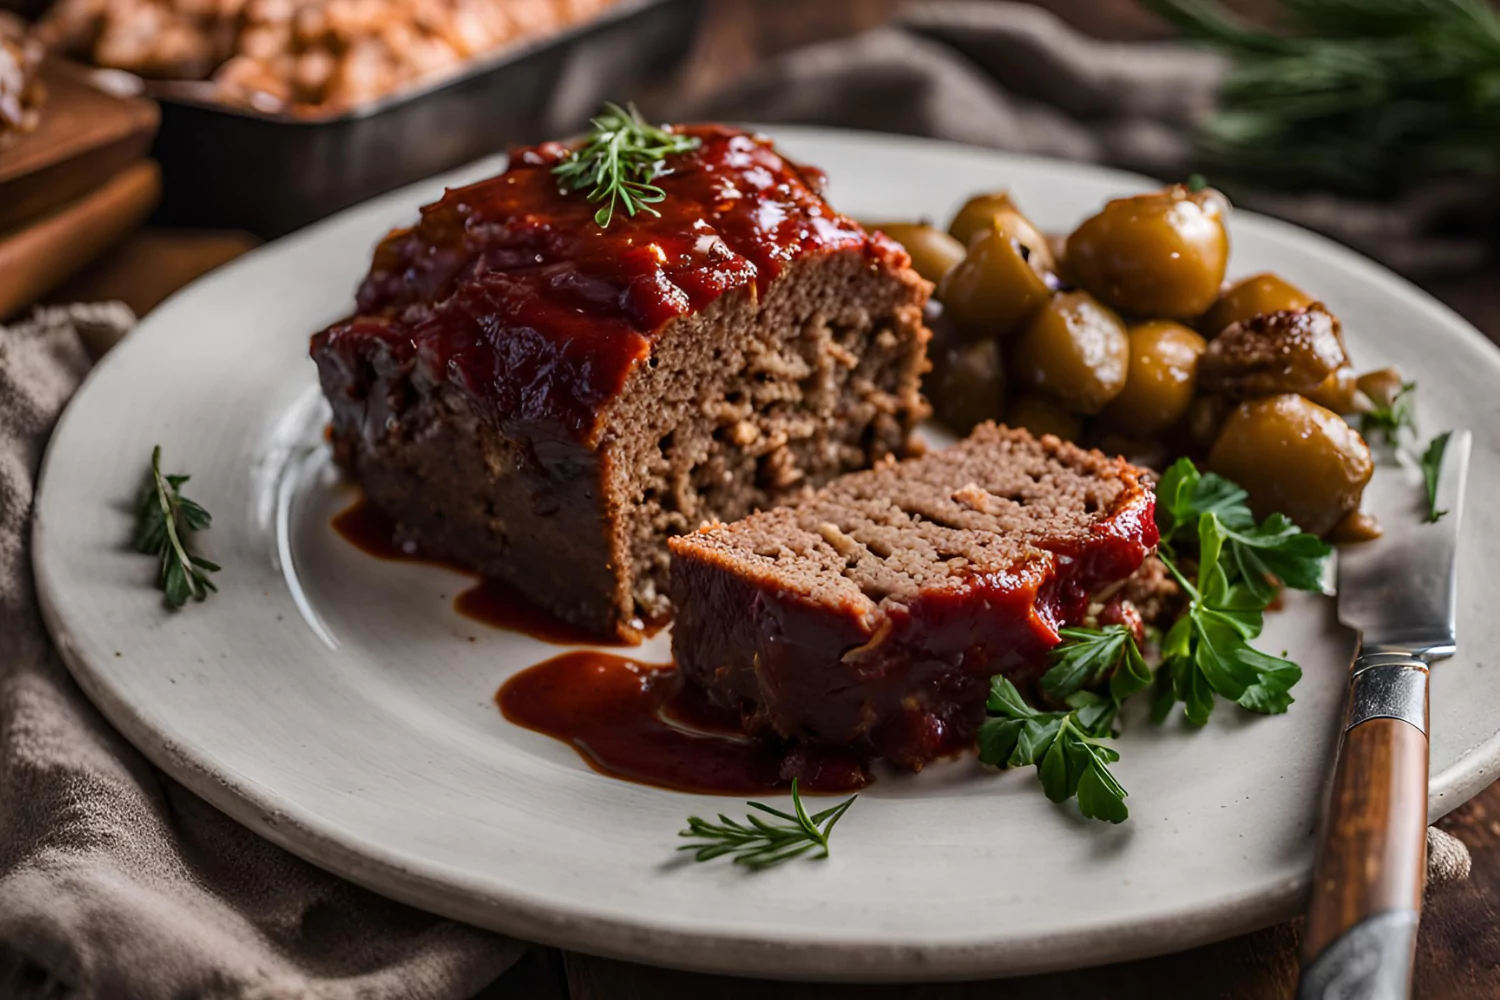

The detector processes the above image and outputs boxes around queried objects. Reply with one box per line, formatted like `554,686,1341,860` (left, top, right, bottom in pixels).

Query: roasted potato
1197,304,1347,399
938,222,1051,341
1200,272,1312,338
870,222,967,283
1005,391,1083,443
1011,291,1130,415
1100,321,1206,437
1208,393,1374,536
949,192,1055,269
1064,184,1229,320
927,334,1007,434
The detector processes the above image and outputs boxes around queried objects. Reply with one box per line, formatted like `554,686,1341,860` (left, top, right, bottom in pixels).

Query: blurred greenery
1142,0,1500,197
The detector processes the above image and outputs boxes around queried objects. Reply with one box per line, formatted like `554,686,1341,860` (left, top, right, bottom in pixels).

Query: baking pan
148,0,706,237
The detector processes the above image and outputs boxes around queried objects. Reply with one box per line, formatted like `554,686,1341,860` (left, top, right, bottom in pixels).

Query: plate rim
32,124,1500,982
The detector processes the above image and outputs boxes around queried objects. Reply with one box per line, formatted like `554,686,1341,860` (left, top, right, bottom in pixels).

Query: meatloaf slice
312,124,930,641
668,424,1158,768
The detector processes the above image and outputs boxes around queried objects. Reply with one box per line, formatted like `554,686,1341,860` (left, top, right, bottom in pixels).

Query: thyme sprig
134,446,219,608
552,102,702,227
678,779,856,869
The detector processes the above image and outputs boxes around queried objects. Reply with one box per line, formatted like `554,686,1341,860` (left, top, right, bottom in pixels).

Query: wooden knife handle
1297,653,1430,1000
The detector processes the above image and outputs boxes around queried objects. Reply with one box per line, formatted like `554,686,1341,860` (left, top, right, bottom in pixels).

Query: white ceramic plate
34,127,1500,982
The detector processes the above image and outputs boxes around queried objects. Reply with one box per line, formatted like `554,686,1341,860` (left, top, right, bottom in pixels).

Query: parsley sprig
552,102,702,228
134,446,219,608
1152,458,1327,724
1360,380,1417,447
678,779,856,869
1346,379,1451,523
980,675,1132,824
978,460,1331,824
981,624,1153,823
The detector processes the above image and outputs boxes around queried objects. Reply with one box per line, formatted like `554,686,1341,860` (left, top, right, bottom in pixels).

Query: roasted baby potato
1011,291,1129,415
1197,305,1347,399
1005,391,1083,443
949,192,1055,268
1200,272,1313,337
938,223,1051,340
871,222,967,283
927,334,1007,434
1064,184,1229,320
1208,393,1374,536
1304,366,1363,414
1100,320,1206,437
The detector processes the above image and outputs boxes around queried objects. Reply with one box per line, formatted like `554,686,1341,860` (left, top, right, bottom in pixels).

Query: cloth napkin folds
680,0,1492,276
0,305,522,999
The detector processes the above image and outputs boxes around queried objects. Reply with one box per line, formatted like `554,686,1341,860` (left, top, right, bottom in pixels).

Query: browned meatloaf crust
311,124,931,640
668,424,1159,768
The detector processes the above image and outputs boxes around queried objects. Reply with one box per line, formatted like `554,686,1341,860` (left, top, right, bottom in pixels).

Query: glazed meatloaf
669,424,1158,768
312,124,930,640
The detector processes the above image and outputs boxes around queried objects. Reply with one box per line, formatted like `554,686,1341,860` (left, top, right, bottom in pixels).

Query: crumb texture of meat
669,424,1158,769
312,125,930,640
0,12,45,148
37,0,622,114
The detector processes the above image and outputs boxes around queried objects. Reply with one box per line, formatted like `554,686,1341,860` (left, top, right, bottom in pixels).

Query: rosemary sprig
553,102,702,228
678,779,856,869
134,446,219,608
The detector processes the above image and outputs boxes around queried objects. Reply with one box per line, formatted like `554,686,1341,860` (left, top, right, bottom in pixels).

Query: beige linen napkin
681,0,1492,276
0,304,522,1000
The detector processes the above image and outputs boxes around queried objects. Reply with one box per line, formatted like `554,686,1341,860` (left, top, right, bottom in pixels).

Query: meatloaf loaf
312,124,930,641
669,424,1158,769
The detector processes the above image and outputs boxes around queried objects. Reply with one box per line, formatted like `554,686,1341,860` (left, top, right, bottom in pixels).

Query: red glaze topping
312,125,906,445
497,653,871,795
331,496,630,646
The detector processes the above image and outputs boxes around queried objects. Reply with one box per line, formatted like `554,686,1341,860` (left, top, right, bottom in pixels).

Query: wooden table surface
52,1,1500,996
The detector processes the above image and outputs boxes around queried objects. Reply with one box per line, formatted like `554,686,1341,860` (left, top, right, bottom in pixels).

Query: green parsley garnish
1360,381,1417,448
1041,624,1153,704
1421,430,1453,523
1152,458,1328,723
979,675,1132,824
678,779,856,869
134,446,219,608
552,102,702,228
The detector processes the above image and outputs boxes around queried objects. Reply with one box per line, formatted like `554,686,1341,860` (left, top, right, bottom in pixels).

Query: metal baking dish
148,0,706,237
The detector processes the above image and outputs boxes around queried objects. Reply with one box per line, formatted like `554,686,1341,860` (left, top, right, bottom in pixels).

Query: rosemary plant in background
134,446,219,608
553,102,702,227
1142,0,1500,198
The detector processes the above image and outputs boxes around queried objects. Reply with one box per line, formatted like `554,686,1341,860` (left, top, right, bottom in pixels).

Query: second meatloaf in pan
312,124,930,641
669,425,1158,769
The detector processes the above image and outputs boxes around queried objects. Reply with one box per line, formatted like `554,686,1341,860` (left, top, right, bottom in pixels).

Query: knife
1297,430,1472,1000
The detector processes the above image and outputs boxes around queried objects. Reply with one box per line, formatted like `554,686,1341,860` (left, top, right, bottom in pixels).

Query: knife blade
1298,429,1471,1000
1337,430,1471,658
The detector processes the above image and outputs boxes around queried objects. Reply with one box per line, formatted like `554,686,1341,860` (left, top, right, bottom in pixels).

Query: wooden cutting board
0,159,161,317
0,58,159,232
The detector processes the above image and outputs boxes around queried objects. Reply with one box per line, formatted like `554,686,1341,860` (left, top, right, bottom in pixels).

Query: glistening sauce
496,652,871,795
331,497,620,647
